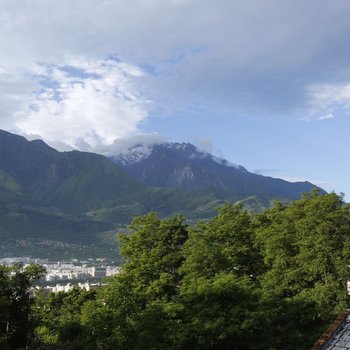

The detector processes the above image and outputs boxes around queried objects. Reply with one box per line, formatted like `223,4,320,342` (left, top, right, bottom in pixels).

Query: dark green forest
1,191,350,349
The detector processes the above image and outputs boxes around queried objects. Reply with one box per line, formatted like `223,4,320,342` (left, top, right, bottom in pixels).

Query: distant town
0,257,120,293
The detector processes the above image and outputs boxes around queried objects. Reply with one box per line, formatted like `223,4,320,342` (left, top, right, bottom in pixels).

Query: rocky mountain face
110,142,317,200
111,143,245,190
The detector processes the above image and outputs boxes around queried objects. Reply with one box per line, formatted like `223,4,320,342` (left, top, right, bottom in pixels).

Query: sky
0,0,350,196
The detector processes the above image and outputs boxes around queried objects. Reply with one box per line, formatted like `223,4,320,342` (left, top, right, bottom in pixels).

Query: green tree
32,287,96,350
169,204,266,349
255,191,350,348
182,204,263,280
34,192,350,350
0,263,45,349
82,213,189,349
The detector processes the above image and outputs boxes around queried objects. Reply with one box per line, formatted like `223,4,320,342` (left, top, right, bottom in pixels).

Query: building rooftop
312,310,350,350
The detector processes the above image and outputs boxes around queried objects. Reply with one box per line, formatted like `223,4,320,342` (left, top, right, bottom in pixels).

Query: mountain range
110,142,314,199
0,129,320,258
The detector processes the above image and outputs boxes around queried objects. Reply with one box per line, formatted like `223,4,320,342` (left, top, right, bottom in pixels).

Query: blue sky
0,0,350,196
145,111,348,193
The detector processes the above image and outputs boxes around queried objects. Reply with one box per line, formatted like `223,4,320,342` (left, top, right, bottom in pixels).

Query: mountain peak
111,141,244,170
110,144,153,166
109,140,320,198
163,142,197,152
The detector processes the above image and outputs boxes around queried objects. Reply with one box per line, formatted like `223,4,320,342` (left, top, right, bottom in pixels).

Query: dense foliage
0,263,45,349
2,191,350,349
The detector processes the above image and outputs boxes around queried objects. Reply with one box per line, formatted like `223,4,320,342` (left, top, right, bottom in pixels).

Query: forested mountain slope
0,130,323,255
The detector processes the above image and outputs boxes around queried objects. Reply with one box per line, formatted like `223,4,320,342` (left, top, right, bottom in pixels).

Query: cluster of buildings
38,281,104,293
0,257,121,293
43,261,119,281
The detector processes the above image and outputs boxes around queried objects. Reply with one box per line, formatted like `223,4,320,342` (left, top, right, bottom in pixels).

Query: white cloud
318,113,335,120
14,58,151,151
306,83,350,120
254,169,279,175
194,138,214,153
1,0,350,143
308,84,350,107
92,133,167,155
279,176,309,183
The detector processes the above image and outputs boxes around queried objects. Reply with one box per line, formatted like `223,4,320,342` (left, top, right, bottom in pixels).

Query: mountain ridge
110,141,316,199
0,129,322,257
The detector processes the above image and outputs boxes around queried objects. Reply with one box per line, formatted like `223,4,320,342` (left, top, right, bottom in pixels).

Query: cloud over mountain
1,0,350,153
14,58,150,150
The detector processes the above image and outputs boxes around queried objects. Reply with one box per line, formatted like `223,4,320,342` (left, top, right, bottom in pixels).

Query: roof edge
311,309,350,350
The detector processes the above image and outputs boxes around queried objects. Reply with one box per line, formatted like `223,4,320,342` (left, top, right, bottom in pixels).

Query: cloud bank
1,0,350,151
14,58,150,151
307,83,350,120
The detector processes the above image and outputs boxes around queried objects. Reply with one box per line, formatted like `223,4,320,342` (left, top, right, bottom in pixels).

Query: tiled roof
311,310,350,350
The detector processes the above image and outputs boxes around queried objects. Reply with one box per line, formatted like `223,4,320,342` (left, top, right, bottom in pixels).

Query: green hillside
0,129,319,258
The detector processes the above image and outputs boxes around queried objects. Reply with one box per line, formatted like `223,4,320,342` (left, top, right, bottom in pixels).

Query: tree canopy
2,191,350,349
0,263,45,349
